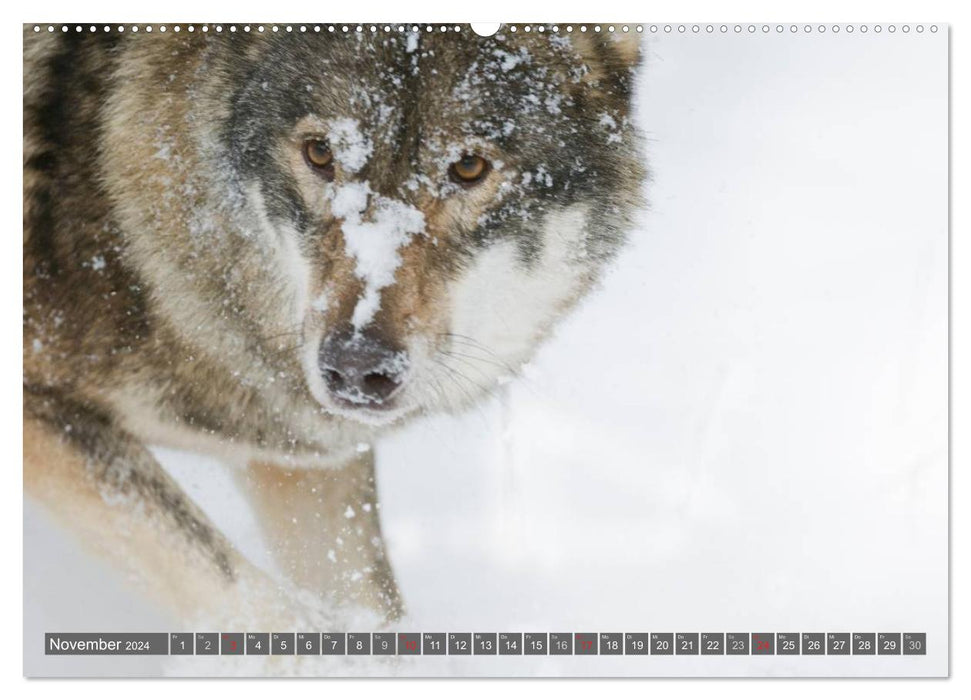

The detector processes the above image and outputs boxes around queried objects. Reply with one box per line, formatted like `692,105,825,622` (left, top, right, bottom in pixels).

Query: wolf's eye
303,139,334,176
449,155,490,186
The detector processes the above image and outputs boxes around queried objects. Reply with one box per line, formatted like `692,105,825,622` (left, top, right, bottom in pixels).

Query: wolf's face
226,30,645,426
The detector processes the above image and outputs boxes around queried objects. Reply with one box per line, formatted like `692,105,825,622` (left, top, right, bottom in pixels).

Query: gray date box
321,633,346,655
473,633,497,655
296,633,319,655
499,633,522,655
802,633,825,655
575,633,597,655
246,633,268,655
626,633,650,655
347,633,370,655
726,633,749,655
600,633,623,655
701,633,724,655
853,633,875,655
903,633,926,655
676,633,699,655
651,633,674,655
170,633,193,655
878,633,901,655
195,633,218,655
271,633,295,655
372,632,395,655
398,633,420,655
827,633,851,655
448,633,471,655
525,633,548,655
220,633,243,655
423,633,446,655
777,633,799,655
549,633,573,655
752,633,774,655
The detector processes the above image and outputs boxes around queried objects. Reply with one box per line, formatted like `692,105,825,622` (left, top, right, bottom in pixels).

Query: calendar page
22,21,948,678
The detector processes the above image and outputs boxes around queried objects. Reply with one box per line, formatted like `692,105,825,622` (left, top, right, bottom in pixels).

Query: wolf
24,25,645,628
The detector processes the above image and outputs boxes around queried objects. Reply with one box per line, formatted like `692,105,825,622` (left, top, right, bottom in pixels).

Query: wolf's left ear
569,30,642,85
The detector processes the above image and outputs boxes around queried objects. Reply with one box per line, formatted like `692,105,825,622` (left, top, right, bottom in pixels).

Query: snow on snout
329,118,373,173
331,181,426,331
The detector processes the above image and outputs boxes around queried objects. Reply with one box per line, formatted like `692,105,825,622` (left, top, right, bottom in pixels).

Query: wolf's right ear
568,30,642,86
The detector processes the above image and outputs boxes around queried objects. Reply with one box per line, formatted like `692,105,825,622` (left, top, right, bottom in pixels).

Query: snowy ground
24,28,948,677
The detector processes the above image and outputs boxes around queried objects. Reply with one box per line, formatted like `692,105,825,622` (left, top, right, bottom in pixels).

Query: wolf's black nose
318,329,407,409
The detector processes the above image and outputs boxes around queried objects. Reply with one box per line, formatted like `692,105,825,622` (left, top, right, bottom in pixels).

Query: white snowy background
24,28,948,677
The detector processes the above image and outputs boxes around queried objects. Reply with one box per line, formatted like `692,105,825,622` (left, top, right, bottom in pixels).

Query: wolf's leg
23,390,303,627
236,449,403,621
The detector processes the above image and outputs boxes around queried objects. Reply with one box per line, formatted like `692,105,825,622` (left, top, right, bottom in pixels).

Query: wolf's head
222,28,645,427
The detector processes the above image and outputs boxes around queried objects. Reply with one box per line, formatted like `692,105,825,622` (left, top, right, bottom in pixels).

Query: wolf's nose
318,330,407,409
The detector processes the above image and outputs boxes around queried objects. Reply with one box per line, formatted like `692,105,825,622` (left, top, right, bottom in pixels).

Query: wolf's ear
568,30,642,83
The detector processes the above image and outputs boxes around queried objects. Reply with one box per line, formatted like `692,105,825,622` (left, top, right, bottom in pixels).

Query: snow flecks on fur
599,112,623,144
329,118,373,173
311,291,330,313
405,32,419,54
493,46,530,73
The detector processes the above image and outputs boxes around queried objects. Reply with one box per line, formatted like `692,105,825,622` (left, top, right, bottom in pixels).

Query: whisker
432,358,481,407
428,360,494,428
250,341,305,369
438,332,501,355
440,349,514,375
423,366,454,412
437,333,518,374
438,333,549,403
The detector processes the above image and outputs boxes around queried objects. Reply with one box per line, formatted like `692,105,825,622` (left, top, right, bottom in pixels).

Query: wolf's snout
318,329,408,409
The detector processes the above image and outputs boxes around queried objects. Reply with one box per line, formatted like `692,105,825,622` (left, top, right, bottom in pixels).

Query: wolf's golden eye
449,155,490,186
303,139,334,175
